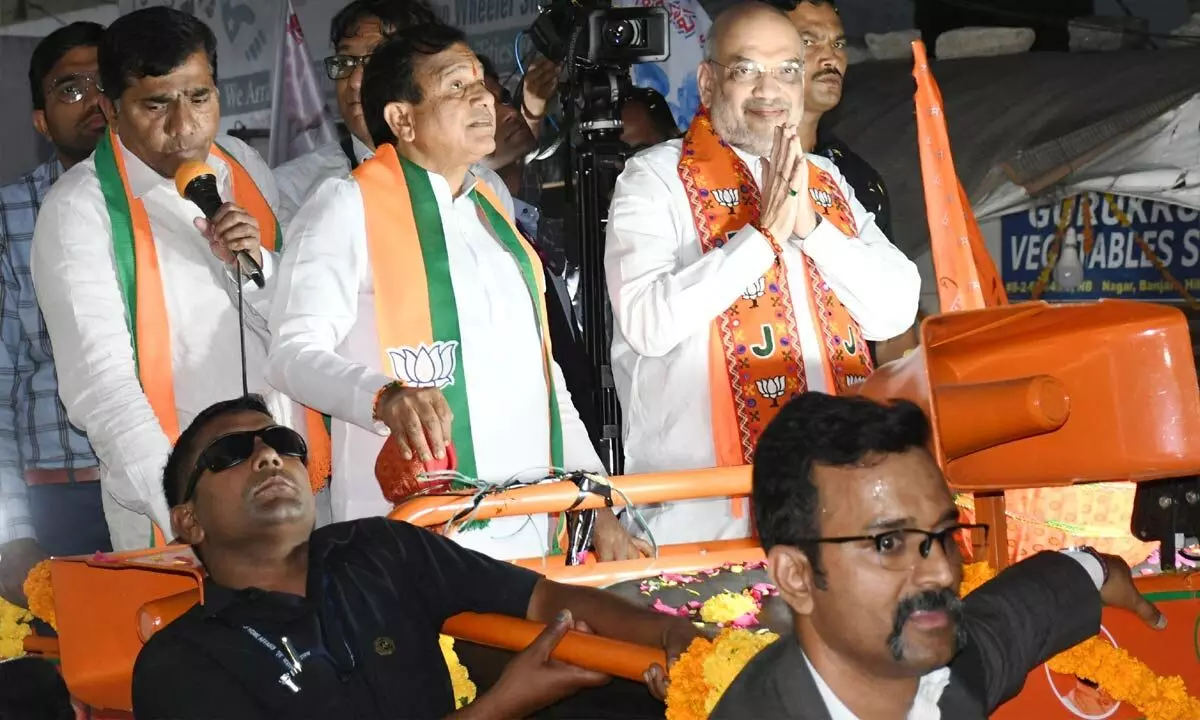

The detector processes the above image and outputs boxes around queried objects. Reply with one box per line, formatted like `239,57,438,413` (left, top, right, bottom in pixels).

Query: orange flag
912,41,1008,313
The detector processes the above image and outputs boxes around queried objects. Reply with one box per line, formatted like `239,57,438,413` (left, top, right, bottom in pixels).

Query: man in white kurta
268,24,645,561
605,3,921,546
31,9,300,550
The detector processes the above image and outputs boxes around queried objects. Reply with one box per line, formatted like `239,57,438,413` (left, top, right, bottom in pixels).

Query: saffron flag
911,41,1007,312
267,1,336,167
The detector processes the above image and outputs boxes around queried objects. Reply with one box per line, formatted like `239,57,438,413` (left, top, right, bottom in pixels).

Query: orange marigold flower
22,559,55,631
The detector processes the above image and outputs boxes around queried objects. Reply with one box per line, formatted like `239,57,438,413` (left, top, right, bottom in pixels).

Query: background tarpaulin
826,45,1200,258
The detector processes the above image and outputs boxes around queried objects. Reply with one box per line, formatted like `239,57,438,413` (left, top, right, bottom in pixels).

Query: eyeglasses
47,72,100,105
183,425,308,503
709,59,805,85
797,523,990,572
324,53,371,80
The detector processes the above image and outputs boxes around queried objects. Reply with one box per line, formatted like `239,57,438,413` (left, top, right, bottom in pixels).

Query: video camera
524,0,673,479
529,0,669,69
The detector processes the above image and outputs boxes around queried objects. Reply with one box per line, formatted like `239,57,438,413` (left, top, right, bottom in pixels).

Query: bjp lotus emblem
713,187,740,211
387,341,459,388
810,188,833,208
742,277,766,307
755,376,787,407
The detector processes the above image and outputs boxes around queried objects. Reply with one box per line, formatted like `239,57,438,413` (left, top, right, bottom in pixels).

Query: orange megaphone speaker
49,547,204,712
858,300,1200,490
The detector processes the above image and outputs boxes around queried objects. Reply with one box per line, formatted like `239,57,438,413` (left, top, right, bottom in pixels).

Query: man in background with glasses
272,0,439,226
0,22,110,609
713,391,1166,718
604,1,919,546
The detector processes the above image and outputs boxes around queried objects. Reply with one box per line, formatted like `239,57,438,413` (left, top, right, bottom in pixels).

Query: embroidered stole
353,143,564,483
94,130,332,546
678,108,874,466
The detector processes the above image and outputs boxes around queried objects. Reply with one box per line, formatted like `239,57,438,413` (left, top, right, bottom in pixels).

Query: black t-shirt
813,126,893,243
132,518,540,720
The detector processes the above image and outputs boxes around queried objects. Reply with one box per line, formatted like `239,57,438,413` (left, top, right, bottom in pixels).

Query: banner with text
119,0,289,131
1001,193,1200,302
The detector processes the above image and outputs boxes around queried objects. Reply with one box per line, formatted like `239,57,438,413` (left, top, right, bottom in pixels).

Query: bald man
604,1,920,545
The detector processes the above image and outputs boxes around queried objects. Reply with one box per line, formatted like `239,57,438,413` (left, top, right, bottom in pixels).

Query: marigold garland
0,596,33,659
665,628,779,720
439,634,477,708
960,562,1200,720
22,560,55,631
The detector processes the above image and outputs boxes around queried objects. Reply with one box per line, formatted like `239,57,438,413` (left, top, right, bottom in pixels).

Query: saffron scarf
678,108,874,467
94,130,332,546
353,143,564,481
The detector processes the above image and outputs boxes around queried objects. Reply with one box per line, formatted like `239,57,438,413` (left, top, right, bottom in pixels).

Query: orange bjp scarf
677,107,875,467
94,130,331,546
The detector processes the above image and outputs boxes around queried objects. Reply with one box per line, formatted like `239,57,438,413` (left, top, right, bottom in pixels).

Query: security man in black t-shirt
131,394,698,720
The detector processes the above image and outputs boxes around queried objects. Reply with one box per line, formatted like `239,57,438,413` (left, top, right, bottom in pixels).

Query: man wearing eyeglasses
0,22,110,608
604,1,920,546
272,0,440,226
711,392,1166,719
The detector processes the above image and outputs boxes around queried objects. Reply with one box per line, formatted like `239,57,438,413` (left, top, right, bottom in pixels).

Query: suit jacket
711,552,1102,719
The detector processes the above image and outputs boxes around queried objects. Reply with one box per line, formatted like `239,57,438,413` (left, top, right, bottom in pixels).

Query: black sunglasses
182,426,308,503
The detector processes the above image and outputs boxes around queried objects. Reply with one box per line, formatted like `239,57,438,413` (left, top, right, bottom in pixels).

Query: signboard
119,0,292,130
1001,193,1200,302
428,0,538,80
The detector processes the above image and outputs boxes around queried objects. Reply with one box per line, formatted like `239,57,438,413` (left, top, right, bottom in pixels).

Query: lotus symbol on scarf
756,376,787,406
742,278,766,306
714,187,740,211
810,188,833,208
387,342,459,389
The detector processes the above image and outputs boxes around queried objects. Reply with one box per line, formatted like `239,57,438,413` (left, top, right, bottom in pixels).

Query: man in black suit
713,392,1166,719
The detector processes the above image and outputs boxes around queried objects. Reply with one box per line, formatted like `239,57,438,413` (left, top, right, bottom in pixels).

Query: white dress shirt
31,135,298,551
272,135,373,226
268,160,603,560
605,139,920,545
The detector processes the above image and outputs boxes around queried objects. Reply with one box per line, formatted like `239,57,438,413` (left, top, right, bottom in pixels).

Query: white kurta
272,135,373,227
605,140,921,545
31,135,299,551
267,161,603,560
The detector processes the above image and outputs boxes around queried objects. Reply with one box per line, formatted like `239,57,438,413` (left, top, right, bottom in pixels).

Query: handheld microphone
175,161,265,288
